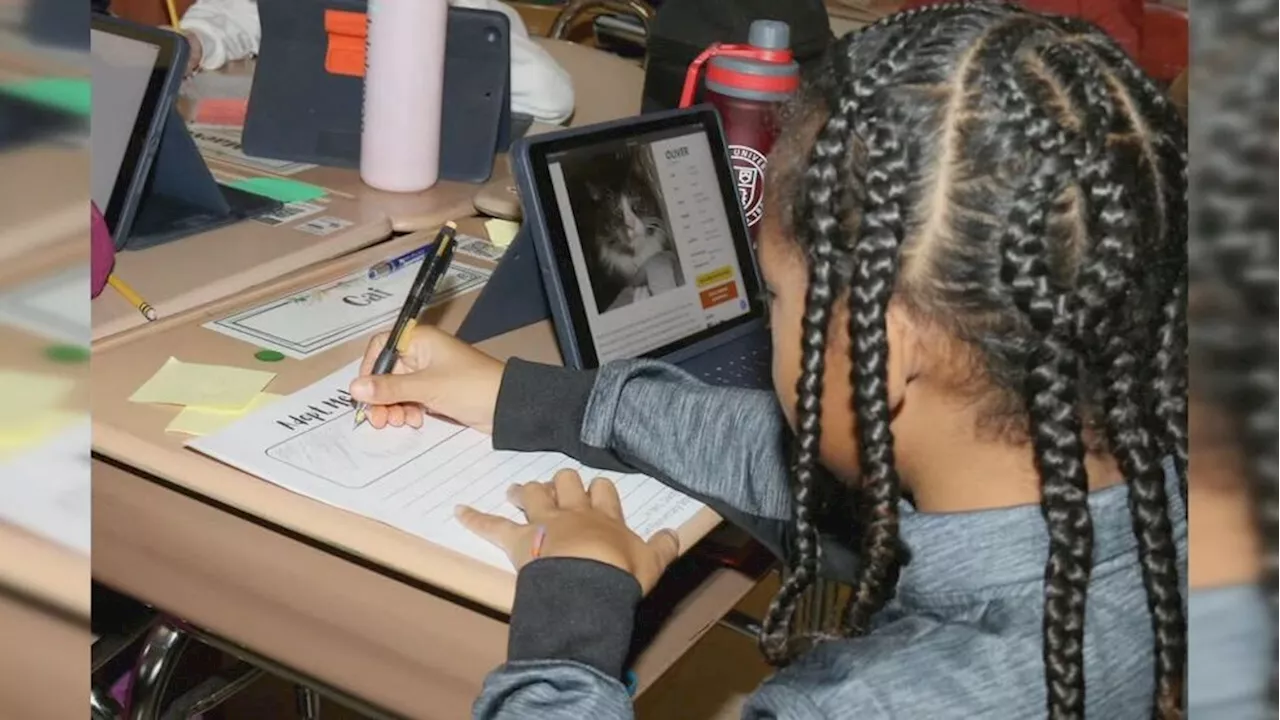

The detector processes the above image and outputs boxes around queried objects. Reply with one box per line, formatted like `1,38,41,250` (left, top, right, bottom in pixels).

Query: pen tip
353,408,366,428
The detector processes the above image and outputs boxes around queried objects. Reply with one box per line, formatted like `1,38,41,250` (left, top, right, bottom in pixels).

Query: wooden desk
91,222,760,718
0,589,88,720
90,192,392,340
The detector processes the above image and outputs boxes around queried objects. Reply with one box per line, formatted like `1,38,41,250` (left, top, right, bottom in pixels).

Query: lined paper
189,361,704,570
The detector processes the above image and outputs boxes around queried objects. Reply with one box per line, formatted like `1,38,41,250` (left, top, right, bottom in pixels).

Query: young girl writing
179,0,575,123
350,3,1188,717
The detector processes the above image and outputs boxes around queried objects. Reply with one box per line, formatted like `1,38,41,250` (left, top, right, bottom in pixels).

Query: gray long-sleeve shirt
471,359,1251,719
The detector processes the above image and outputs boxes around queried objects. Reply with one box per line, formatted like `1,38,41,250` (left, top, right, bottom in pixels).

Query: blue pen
367,241,435,280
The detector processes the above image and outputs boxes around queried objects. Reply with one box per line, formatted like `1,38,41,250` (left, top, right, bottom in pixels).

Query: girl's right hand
347,326,505,433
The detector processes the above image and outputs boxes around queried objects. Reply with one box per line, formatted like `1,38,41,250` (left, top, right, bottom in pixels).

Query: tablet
90,14,187,240
513,107,767,370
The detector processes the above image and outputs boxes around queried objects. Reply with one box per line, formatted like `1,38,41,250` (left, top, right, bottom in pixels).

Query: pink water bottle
680,20,800,235
360,0,449,192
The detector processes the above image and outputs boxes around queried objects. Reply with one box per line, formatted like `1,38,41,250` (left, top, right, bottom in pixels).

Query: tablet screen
90,20,174,233
542,120,760,364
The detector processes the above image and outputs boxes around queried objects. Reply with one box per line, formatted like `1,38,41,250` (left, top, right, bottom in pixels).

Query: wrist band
529,525,548,559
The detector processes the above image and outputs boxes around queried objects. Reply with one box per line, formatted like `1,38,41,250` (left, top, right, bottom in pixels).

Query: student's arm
493,358,859,582
472,559,638,719
179,0,260,71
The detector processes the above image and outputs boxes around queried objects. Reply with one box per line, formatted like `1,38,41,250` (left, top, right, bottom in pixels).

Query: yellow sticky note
130,357,275,410
0,370,75,431
484,218,520,249
0,410,80,460
166,393,283,437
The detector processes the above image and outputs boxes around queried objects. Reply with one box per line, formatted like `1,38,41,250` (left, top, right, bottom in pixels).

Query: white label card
254,201,326,227
295,216,355,236
188,124,319,175
203,261,491,359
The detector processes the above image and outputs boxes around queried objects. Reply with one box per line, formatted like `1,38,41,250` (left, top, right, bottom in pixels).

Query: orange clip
324,9,367,78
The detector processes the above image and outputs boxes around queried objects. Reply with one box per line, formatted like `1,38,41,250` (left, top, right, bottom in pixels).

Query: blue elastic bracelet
624,670,638,696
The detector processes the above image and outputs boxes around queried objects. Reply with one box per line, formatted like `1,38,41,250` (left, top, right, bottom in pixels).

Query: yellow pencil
164,0,181,28
107,274,158,321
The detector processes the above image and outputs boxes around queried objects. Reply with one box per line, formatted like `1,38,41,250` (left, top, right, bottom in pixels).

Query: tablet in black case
244,0,514,184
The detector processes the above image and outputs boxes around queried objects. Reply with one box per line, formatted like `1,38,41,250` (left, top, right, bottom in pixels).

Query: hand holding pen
353,222,458,427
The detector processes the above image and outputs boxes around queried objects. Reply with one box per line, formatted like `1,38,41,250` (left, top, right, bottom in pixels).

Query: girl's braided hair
757,4,1188,718
1187,0,1278,706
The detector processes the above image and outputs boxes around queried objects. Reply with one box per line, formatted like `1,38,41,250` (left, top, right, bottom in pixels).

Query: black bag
642,0,834,113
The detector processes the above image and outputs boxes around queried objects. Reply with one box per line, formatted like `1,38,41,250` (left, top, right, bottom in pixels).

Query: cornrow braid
766,5,1189,716
758,25,866,664
760,2,978,662
1050,16,1190,490
976,18,1096,718
1037,42,1187,719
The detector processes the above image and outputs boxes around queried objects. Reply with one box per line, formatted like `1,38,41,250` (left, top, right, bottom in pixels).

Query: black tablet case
244,0,512,184
455,226,552,344
121,106,281,250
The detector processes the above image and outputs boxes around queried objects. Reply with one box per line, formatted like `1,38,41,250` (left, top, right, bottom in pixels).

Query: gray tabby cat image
560,146,686,314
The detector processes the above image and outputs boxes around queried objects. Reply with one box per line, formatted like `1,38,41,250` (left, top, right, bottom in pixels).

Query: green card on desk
227,176,327,204
0,78,91,116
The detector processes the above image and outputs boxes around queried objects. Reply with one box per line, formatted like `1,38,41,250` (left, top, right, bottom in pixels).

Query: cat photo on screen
559,145,686,314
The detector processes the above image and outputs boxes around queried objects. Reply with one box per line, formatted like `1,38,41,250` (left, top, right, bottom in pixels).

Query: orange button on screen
699,282,739,309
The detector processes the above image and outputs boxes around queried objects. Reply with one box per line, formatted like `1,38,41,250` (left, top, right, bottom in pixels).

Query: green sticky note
227,177,327,203
1,77,91,116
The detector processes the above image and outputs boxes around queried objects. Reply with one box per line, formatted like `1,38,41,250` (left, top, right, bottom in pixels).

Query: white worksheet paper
203,261,491,359
0,419,91,555
188,361,705,570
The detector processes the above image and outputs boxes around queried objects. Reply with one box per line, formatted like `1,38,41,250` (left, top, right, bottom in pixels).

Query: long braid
760,4,968,660
983,21,1095,717
1039,41,1186,719
757,29,865,664
1053,17,1191,491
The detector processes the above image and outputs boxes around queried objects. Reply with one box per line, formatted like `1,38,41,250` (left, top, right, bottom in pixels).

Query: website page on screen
549,128,751,363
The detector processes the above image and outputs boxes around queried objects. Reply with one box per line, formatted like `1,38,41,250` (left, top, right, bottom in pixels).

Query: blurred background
0,1,91,720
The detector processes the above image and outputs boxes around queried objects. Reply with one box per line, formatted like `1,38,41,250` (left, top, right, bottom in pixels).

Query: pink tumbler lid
90,202,114,298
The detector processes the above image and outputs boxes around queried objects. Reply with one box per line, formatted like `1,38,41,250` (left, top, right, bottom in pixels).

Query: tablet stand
121,106,280,251
456,226,552,344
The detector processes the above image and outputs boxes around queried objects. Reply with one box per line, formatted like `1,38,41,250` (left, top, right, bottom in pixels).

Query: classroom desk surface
90,192,392,340
0,588,89,720
91,222,761,719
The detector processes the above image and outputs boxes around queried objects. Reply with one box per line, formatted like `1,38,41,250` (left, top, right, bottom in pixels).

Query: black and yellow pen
353,221,458,428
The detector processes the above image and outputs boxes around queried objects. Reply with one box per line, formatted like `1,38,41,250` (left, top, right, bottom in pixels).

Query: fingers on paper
507,482,555,517
455,506,520,550
587,477,623,519
647,529,680,568
552,469,589,509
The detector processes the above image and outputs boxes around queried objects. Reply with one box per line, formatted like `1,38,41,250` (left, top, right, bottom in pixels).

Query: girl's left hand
456,469,680,594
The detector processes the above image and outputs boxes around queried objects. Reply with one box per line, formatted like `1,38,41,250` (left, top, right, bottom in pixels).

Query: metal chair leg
91,684,123,720
296,685,322,719
129,622,189,720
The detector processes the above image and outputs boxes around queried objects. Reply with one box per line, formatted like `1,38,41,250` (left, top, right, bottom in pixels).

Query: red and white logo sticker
730,145,768,226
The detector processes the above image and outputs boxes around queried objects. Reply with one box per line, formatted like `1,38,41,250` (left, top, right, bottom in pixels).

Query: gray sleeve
473,662,634,720
493,358,861,582
581,359,794,520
